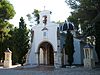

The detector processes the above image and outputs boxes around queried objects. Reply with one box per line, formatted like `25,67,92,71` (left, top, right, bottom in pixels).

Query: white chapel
25,10,95,67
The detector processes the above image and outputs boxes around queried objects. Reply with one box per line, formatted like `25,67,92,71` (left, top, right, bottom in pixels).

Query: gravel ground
0,65,100,75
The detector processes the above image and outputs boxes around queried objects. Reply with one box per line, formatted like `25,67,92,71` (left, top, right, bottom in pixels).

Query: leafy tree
0,0,15,60
92,0,100,63
32,9,40,24
8,17,29,65
66,0,97,33
0,0,15,21
65,30,74,66
9,27,19,64
65,0,100,62
27,9,40,25
15,17,30,65
67,13,79,30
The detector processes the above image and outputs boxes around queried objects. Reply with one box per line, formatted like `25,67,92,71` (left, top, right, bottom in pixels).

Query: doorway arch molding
36,40,55,53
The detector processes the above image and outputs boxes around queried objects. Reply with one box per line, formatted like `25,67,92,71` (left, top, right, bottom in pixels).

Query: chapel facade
26,10,86,67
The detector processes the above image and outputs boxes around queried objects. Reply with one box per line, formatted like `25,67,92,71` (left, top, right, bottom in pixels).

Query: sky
8,0,72,27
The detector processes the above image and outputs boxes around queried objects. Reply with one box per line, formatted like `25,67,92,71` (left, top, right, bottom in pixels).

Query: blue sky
8,0,72,26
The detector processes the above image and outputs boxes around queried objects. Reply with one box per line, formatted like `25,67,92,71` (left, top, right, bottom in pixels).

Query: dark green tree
9,27,19,64
92,0,100,63
65,30,74,66
27,9,40,25
67,13,79,30
1,26,18,64
66,0,97,33
0,0,16,60
32,9,40,24
0,0,15,21
65,0,100,62
10,17,29,65
17,17,29,65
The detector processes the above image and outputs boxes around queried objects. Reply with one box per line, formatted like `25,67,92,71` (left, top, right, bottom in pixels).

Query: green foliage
0,23,14,60
14,17,30,64
65,0,80,9
0,0,16,21
1,17,30,64
65,30,74,66
27,9,40,25
66,0,96,31
32,9,40,24
0,0,15,60
68,13,79,30
0,0,15,37
65,0,100,34
65,0,100,62
95,21,100,62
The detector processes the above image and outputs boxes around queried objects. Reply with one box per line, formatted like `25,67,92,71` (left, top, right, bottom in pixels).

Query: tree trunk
95,22,100,63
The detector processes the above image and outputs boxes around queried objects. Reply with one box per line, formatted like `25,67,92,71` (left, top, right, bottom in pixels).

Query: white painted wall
32,23,58,53
27,10,59,65
73,38,82,64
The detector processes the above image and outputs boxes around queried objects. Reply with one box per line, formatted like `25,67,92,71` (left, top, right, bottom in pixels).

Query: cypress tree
65,30,74,66
16,17,29,65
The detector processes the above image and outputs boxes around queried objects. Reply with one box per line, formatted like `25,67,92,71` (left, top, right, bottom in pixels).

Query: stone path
0,65,100,75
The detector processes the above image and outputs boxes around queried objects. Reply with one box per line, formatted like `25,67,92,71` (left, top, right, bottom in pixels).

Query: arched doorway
38,42,54,66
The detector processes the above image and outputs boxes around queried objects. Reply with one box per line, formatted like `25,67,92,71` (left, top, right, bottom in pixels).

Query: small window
43,32,46,37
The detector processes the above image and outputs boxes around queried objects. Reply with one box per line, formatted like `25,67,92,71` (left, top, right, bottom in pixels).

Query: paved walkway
0,65,100,75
